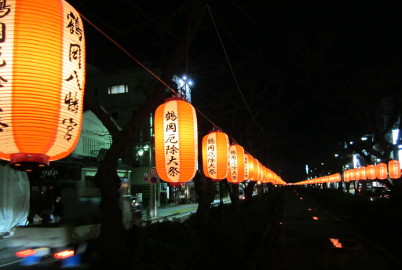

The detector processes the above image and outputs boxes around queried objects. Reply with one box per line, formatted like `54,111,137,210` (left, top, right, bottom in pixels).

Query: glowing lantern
334,173,342,182
360,166,367,180
354,168,361,180
366,165,376,180
244,153,250,180
154,97,198,183
349,169,356,181
375,163,388,180
202,130,229,180
343,170,350,182
246,154,256,180
0,0,86,171
226,144,245,183
388,160,401,179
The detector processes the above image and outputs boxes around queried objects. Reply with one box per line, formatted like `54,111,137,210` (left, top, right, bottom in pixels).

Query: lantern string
78,12,177,95
206,4,269,143
78,10,265,161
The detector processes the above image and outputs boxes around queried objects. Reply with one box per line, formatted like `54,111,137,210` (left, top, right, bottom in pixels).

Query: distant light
138,149,144,156
334,154,339,157
392,129,399,145
313,216,319,220
182,75,187,80
329,238,343,248
350,141,354,144
321,162,324,165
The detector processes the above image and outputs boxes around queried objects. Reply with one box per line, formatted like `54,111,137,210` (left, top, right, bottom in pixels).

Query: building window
108,84,128,94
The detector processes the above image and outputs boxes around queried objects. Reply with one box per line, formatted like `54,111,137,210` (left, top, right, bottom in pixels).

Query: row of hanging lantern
0,0,282,182
0,0,86,171
343,160,401,182
153,97,286,185
292,173,342,185
293,160,401,185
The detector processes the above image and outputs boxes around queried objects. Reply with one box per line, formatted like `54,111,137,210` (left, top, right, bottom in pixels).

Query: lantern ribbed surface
359,166,367,180
246,154,256,180
202,131,229,180
388,160,401,179
375,163,388,180
0,0,85,165
366,165,376,180
226,144,245,183
154,98,198,183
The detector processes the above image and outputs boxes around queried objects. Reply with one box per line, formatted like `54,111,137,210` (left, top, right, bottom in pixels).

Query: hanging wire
79,8,255,149
206,4,269,142
79,12,177,95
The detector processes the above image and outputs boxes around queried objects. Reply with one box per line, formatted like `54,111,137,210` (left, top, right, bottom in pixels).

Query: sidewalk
145,197,231,223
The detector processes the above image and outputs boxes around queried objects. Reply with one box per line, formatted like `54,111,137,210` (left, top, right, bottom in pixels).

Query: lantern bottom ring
10,153,50,172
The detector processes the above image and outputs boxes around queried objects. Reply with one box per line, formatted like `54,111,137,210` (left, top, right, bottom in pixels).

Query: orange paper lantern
375,163,388,180
343,170,350,182
366,165,376,180
388,160,401,179
359,166,367,180
246,154,256,180
354,168,361,180
226,144,245,183
244,153,250,180
202,130,229,180
0,0,86,171
154,97,198,183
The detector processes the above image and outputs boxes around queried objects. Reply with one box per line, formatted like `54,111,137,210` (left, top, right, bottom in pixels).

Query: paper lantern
388,160,401,179
360,166,367,180
334,173,342,182
366,164,376,180
343,170,350,182
349,169,356,181
246,154,256,180
0,0,86,171
244,153,250,180
356,168,362,180
154,97,198,183
226,144,245,183
202,130,229,180
375,163,388,180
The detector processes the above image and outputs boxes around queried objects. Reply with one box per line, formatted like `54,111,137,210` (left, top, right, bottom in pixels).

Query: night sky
68,0,402,182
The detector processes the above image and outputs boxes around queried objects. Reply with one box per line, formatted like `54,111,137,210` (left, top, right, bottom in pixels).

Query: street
257,188,402,269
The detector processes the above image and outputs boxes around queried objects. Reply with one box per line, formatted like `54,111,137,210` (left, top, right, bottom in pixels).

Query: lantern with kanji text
375,163,388,180
366,165,376,180
226,143,245,183
154,97,198,183
0,0,86,171
202,130,229,180
388,160,401,179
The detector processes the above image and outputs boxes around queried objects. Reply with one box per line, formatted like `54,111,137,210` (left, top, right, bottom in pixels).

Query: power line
206,4,269,144
79,8,267,162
